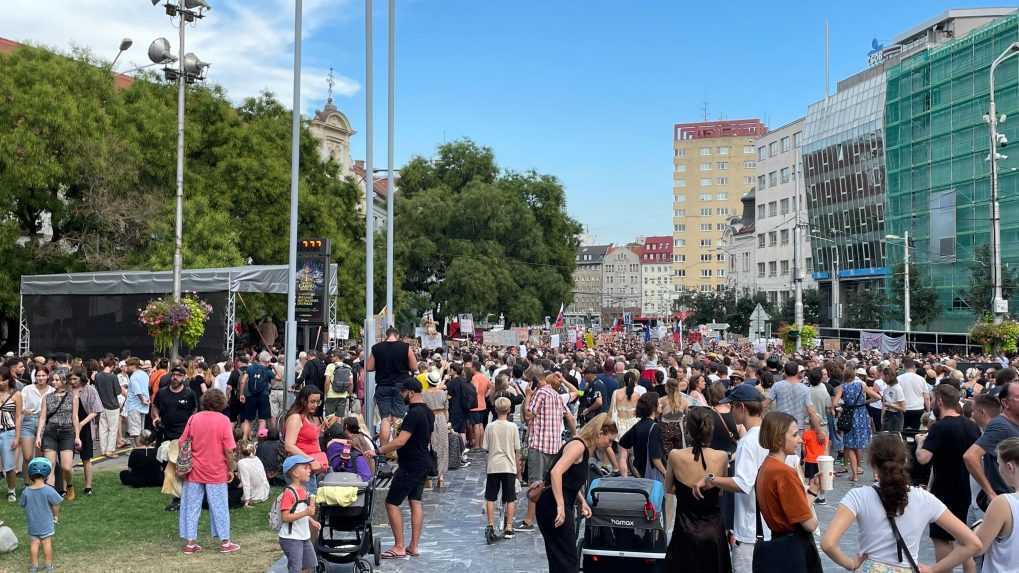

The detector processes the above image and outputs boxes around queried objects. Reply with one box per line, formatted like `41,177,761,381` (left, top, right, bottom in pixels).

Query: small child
802,420,828,505
278,454,319,573
482,397,522,544
237,441,271,506
20,458,63,573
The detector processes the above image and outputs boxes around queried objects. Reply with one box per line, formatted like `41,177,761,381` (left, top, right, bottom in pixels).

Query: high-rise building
753,118,815,308
640,236,674,319
673,120,766,294
883,10,1019,331
568,244,610,327
602,244,642,324
802,8,1012,328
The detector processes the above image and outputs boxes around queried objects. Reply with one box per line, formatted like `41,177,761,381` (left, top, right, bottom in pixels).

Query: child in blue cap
278,454,319,573
20,457,63,573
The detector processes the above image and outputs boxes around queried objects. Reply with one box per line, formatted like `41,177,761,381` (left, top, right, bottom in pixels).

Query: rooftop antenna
824,19,830,99
701,101,709,121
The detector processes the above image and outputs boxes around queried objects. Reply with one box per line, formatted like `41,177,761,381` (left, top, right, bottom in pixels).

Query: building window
780,260,790,275
768,261,777,276
780,198,790,215
716,253,726,262
700,253,712,262
700,178,713,187
700,147,712,156
676,194,686,203
675,209,686,216
676,254,686,262
744,160,755,169
715,223,726,231
699,239,712,247
758,262,766,277
677,179,687,188
716,208,729,216
699,193,712,201
769,141,778,156
758,175,767,189
793,132,801,148
768,231,777,246
699,208,712,216
718,146,730,156
677,164,687,173
780,167,790,184
758,146,767,161
674,224,686,232
743,252,750,272
674,239,686,247
743,145,754,154
716,192,728,200
716,177,728,185
676,269,686,277
701,269,713,278
768,202,777,217
717,161,728,170
744,176,753,184
769,171,778,187
758,234,765,248
700,224,712,232
805,257,812,272
780,229,789,244
717,269,726,277
757,205,766,219
781,136,790,152
700,162,712,172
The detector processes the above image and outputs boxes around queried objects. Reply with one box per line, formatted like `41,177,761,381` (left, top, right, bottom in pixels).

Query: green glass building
884,13,1019,332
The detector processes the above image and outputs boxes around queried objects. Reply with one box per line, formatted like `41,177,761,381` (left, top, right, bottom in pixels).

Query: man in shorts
518,370,574,530
239,351,276,441
376,377,433,559
122,358,150,447
367,327,417,445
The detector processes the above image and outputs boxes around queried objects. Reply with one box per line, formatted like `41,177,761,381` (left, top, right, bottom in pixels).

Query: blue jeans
0,430,16,472
826,413,843,453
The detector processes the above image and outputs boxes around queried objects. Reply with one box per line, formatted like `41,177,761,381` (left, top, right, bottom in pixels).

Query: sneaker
29,565,38,573
7,490,15,503
485,525,497,545
219,541,240,554
44,566,54,573
503,529,515,539
815,496,827,505
83,488,94,496
165,498,181,512
182,543,203,555
516,520,535,531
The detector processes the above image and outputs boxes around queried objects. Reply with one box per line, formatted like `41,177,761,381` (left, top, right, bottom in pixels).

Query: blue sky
3,1,1008,245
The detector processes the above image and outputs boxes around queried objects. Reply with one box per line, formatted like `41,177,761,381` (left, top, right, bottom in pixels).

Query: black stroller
313,467,389,573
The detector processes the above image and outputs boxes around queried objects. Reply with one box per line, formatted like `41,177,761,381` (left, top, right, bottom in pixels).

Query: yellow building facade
672,119,766,294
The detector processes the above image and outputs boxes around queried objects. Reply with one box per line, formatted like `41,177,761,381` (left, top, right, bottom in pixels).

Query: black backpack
331,364,353,394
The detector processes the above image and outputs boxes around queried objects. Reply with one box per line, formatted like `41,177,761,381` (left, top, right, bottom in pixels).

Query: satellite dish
182,52,209,76
147,38,176,64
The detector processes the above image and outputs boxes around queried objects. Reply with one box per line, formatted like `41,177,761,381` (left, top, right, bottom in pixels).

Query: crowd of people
3,329,1019,573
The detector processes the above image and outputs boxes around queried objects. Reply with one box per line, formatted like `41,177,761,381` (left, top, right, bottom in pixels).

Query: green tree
844,286,885,329
776,288,822,326
888,263,941,329
394,140,581,327
966,243,1019,317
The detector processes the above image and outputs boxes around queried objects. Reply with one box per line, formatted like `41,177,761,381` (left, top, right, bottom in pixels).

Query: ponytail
624,370,636,400
869,433,910,516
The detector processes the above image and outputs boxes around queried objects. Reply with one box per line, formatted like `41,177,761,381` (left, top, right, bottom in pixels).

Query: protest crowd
1,325,1019,573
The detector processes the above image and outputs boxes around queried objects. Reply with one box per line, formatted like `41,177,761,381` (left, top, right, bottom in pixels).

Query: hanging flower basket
138,293,214,354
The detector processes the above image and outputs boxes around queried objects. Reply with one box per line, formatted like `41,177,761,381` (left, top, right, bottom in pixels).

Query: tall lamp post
111,38,133,69
385,0,396,329
146,0,212,361
363,0,377,433
885,232,911,342
986,42,1019,325
284,0,303,408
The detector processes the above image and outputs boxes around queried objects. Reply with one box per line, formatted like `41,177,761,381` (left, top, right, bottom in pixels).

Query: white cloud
1,0,360,113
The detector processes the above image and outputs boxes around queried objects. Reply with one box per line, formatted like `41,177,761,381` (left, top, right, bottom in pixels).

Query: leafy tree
394,140,581,327
776,288,822,327
888,263,941,329
966,243,1019,318
843,286,885,329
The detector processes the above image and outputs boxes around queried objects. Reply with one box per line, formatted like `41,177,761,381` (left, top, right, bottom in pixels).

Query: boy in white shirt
278,455,319,573
483,397,522,543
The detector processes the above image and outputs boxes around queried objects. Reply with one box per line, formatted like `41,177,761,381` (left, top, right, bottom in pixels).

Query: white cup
817,455,835,491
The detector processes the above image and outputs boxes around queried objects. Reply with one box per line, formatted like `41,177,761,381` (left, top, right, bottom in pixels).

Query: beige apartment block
673,120,766,294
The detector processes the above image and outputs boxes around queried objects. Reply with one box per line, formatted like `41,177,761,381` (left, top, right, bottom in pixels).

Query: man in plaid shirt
517,371,575,530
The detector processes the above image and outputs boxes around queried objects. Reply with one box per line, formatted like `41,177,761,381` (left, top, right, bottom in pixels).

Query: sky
2,0,1009,245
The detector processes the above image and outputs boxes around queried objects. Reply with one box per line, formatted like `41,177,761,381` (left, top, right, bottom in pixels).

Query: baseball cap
28,457,52,479
720,384,763,404
282,454,315,475
171,366,187,375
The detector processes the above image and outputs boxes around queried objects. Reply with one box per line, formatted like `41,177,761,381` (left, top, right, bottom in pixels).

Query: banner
420,333,443,350
483,330,518,347
551,334,561,348
459,314,475,335
512,327,529,343
330,323,350,340
861,331,905,354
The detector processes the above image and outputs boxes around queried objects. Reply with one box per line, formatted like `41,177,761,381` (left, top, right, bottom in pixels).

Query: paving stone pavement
269,453,945,573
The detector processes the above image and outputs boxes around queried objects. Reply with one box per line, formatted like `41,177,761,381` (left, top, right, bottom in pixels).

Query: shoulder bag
837,383,864,433
751,470,823,573
175,418,194,477
874,485,920,573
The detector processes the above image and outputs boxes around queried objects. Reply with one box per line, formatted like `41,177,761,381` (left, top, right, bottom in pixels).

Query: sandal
406,548,420,557
381,549,408,560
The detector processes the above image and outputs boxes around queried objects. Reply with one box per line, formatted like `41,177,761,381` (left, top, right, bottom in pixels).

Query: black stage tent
18,265,338,359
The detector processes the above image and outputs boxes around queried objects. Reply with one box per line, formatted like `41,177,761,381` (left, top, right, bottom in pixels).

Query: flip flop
406,549,420,557
381,549,408,560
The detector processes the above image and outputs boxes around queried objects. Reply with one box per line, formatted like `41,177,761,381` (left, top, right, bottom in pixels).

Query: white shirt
278,486,312,540
840,486,947,568
897,372,928,411
882,384,906,409
732,426,771,543
237,456,270,504
213,372,231,394
868,379,888,410
21,384,53,416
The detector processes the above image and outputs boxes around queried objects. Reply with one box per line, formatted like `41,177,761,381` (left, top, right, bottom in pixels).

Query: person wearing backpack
323,354,354,420
239,351,277,441
274,454,319,573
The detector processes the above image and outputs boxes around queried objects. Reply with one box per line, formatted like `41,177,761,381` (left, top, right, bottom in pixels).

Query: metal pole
987,45,1019,324
170,11,186,361
364,0,377,432
824,20,830,99
903,230,911,341
284,0,303,409
793,160,803,350
832,248,840,329
385,0,395,329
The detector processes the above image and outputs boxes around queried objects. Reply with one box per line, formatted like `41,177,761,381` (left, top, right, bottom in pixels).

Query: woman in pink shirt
177,389,240,555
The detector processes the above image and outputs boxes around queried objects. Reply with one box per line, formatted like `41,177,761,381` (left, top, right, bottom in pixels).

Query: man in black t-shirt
917,383,981,567
376,377,433,559
151,367,197,441
368,327,418,446
94,358,123,458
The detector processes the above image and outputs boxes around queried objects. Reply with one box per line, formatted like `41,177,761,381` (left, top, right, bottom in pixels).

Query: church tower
308,68,355,177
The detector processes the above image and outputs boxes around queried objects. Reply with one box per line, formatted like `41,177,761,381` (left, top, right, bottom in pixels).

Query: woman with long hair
422,371,449,489
283,385,337,494
70,369,103,495
658,378,688,452
610,371,642,436
754,412,821,573
687,374,708,408
664,407,732,573
19,365,52,485
974,437,1019,572
537,413,618,573
822,433,980,572
36,370,79,499
834,368,881,482
0,366,23,502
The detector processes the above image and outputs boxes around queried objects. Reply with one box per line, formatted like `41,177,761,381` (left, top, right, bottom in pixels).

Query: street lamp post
792,159,804,350
363,0,377,433
111,38,133,69
986,42,1019,325
385,0,395,329
284,0,303,408
146,1,211,361
886,232,911,341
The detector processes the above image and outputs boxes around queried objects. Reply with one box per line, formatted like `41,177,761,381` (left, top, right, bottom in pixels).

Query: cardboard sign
420,333,443,350
551,334,561,348
484,330,518,347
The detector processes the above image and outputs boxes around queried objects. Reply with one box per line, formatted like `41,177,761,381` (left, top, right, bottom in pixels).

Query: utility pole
987,43,1019,324
832,247,841,330
793,160,804,350
384,0,395,329
904,230,911,341
284,0,303,406
363,0,376,430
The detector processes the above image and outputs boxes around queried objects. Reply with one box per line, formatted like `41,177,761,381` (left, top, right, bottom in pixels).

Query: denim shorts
374,384,406,419
20,414,38,440
0,429,16,472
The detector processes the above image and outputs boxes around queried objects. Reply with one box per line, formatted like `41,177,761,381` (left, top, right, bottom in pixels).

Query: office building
641,235,674,319
673,119,766,294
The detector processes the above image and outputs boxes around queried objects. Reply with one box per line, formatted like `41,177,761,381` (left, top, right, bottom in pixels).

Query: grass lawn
0,470,282,573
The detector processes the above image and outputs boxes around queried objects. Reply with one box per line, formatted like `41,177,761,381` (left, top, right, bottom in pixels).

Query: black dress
536,438,589,573
665,448,732,573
